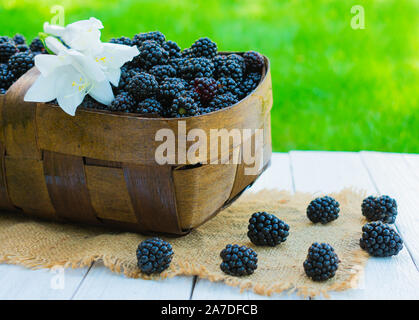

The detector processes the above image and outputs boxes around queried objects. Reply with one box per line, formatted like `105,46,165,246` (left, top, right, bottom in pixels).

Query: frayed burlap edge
0,188,370,298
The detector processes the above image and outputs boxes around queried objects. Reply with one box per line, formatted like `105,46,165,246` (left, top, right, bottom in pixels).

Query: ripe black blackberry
193,77,218,101
303,243,339,281
0,41,17,63
127,72,159,101
135,98,163,115
168,95,199,117
163,40,182,58
361,195,397,224
29,37,46,53
190,37,217,59
0,88,6,95
109,92,136,112
0,64,15,90
149,64,176,82
136,237,174,274
115,67,136,93
220,244,258,276
13,34,26,45
16,44,29,52
239,72,261,98
135,40,169,69
181,48,193,58
216,59,243,83
208,92,238,110
179,57,214,80
360,221,403,257
213,55,226,69
80,95,107,110
243,51,264,72
8,52,34,77
227,54,246,72
168,58,186,73
158,77,188,104
306,196,340,224
0,36,12,44
133,31,166,47
109,36,133,46
216,77,238,95
247,211,290,246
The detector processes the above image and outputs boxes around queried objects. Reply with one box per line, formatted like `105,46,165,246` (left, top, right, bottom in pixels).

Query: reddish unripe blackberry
191,37,217,59
193,77,218,101
243,51,264,72
127,72,159,101
0,42,17,63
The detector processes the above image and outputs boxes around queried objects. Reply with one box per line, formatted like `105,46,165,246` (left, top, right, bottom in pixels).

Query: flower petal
43,22,65,37
45,36,68,55
89,80,114,106
104,68,121,87
24,74,57,103
67,49,107,83
97,43,139,69
34,54,66,76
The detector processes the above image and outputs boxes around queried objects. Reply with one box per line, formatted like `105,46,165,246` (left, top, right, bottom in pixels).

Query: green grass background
1,0,418,152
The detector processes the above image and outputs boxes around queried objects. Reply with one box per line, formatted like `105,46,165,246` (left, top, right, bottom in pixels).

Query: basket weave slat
0,53,273,235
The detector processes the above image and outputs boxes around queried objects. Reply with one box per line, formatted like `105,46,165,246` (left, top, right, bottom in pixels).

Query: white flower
43,17,103,53
24,37,114,116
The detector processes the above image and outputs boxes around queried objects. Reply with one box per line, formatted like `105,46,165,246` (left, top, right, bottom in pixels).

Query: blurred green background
1,0,418,152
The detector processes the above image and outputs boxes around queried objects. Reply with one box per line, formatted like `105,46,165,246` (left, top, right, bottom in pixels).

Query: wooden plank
290,151,419,299
72,262,193,300
191,153,302,300
0,264,90,300
361,151,419,269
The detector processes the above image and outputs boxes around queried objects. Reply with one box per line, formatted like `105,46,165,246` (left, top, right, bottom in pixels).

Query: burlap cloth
0,189,369,298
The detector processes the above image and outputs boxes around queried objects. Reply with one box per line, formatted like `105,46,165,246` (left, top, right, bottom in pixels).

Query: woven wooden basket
0,53,272,235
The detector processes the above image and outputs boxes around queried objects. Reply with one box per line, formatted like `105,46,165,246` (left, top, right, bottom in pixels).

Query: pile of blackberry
82,31,265,117
0,34,44,94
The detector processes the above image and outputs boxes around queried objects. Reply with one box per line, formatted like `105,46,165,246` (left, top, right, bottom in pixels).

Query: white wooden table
1,151,418,300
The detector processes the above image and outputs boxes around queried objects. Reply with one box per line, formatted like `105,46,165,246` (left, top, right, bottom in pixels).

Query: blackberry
208,92,238,111
216,77,239,95
181,48,193,58
247,211,290,247
163,40,182,58
168,57,187,73
303,243,339,281
360,221,403,257
193,77,217,101
362,195,397,224
29,37,46,53
135,40,169,69
216,59,243,83
168,95,199,117
199,105,217,115
306,196,340,224
135,98,163,115
0,42,17,63
109,92,136,112
149,64,176,82
0,64,15,90
16,44,29,52
13,34,26,45
239,72,261,98
212,54,227,69
133,31,165,47
136,237,174,274
191,37,217,59
179,57,214,80
127,72,159,101
109,36,133,46
81,95,107,110
8,52,34,77
220,244,258,276
0,88,6,95
115,67,136,92
158,77,188,104
227,54,246,72
243,51,264,72
0,36,12,44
